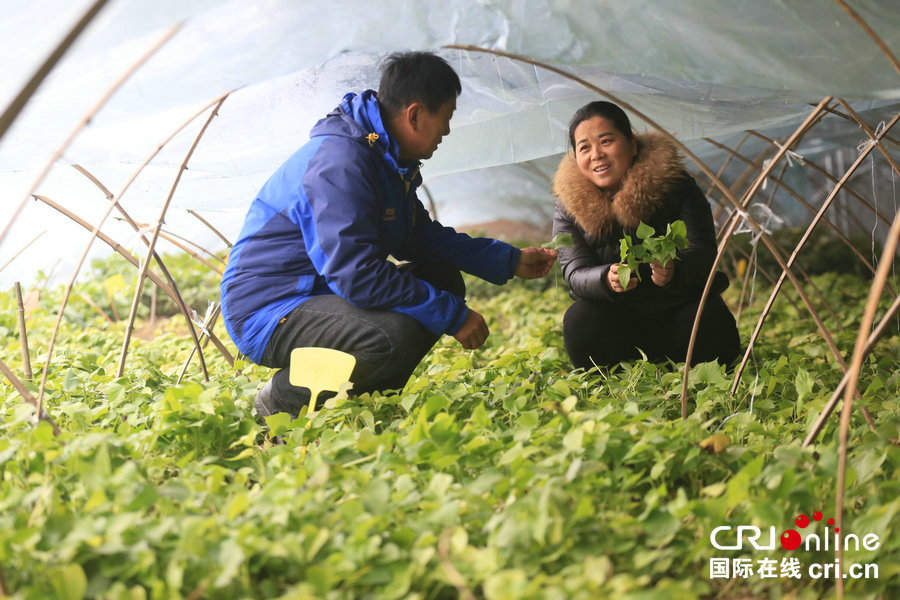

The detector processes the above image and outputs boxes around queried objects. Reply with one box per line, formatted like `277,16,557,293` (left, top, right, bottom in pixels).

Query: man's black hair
567,100,634,152
377,51,461,118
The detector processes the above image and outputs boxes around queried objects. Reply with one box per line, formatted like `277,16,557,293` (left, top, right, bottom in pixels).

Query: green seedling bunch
618,220,689,288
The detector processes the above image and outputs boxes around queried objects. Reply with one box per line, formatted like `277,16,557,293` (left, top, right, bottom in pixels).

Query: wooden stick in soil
834,201,900,599
15,282,33,380
117,96,228,380
0,24,179,249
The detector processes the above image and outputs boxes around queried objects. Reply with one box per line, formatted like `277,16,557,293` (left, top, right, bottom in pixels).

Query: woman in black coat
552,100,740,370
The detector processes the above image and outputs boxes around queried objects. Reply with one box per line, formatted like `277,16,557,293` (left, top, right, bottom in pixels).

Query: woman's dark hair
377,51,462,118
567,101,634,152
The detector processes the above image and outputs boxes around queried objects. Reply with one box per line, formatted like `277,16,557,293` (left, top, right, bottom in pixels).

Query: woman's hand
606,263,638,293
650,259,675,287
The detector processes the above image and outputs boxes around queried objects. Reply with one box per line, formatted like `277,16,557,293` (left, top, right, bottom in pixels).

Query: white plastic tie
732,202,784,246
125,223,155,270
762,142,806,190
857,120,887,154
190,301,216,337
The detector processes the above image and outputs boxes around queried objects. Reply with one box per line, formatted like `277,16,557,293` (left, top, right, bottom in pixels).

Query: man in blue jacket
221,51,557,418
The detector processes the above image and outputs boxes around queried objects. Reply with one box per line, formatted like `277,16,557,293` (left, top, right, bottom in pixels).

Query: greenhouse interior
1,1,899,598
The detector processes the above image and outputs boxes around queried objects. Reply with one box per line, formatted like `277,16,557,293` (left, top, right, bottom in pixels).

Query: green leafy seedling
543,233,575,250
617,220,689,289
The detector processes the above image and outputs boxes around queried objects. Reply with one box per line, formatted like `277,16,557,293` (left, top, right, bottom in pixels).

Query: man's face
406,98,456,161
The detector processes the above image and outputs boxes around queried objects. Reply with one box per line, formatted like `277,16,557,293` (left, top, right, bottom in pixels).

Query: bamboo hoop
709,108,833,249
819,103,900,154
703,136,885,280
64,95,234,377
32,94,231,410
705,146,849,330
744,129,895,233
117,96,228,380
677,98,837,417
0,24,180,250
834,201,900,598
0,358,61,436
75,165,224,273
803,290,900,448
33,194,233,365
834,0,900,78
15,282,33,380
110,219,225,273
709,132,752,222
79,293,115,324
443,45,841,418
0,231,46,273
734,161,788,328
177,304,224,384
0,0,110,142
729,112,898,395
187,209,233,250
710,146,777,235
155,227,227,266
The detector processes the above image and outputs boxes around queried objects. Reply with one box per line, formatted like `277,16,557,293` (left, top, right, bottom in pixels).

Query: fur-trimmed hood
552,132,687,237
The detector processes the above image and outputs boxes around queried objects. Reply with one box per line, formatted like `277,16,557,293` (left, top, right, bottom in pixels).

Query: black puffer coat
552,132,728,312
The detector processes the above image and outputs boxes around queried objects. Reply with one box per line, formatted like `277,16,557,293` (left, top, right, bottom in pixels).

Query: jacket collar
338,91,421,187
552,132,686,237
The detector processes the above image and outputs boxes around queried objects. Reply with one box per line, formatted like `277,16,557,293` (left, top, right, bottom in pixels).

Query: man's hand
650,259,675,287
515,247,557,279
453,308,489,349
606,263,638,293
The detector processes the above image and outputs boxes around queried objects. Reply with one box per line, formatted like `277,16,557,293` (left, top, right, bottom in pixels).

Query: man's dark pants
255,262,465,418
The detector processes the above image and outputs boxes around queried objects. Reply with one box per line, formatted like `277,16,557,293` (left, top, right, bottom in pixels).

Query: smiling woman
551,100,740,370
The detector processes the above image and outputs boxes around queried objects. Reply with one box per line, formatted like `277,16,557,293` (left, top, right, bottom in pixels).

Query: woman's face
573,116,637,192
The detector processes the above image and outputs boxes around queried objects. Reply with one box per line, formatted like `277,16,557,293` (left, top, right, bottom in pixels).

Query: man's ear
405,102,423,131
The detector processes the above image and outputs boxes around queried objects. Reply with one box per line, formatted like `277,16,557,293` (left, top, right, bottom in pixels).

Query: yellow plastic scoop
289,347,356,420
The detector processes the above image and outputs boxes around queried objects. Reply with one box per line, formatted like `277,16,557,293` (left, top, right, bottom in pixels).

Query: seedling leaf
543,233,574,249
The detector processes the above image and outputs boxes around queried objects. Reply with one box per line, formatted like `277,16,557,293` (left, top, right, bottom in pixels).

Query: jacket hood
310,90,420,183
552,132,686,237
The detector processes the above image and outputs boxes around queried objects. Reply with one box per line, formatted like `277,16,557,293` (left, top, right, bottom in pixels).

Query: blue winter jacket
220,91,521,363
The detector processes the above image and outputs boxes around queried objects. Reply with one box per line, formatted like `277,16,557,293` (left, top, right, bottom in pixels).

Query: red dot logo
813,511,823,521
795,514,810,528
781,529,802,550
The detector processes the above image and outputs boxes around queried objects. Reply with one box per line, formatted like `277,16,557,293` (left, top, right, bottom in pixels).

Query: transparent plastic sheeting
1,0,899,286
